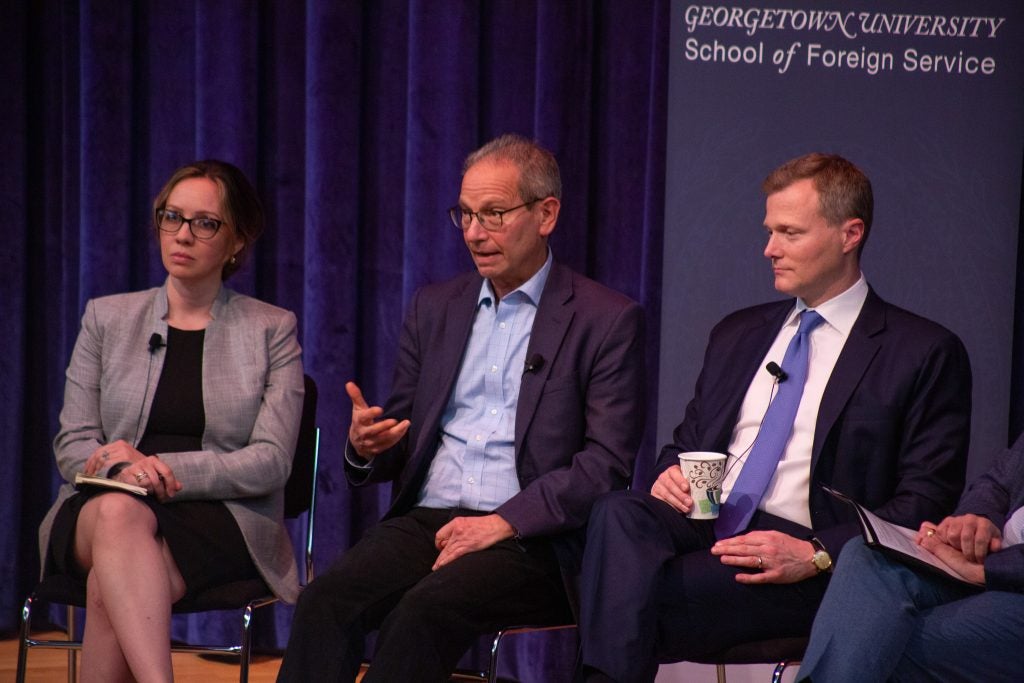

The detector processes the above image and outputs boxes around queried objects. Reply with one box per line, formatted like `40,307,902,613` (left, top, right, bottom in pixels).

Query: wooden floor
1,632,775,682
0,631,286,682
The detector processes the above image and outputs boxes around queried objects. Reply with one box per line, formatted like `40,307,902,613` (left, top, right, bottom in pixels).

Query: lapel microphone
523,353,545,374
148,333,165,354
765,361,788,383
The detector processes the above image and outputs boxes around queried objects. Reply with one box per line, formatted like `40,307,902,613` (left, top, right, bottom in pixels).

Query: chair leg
238,602,256,683
488,630,507,683
67,605,77,683
716,663,727,683
772,660,797,683
15,594,34,683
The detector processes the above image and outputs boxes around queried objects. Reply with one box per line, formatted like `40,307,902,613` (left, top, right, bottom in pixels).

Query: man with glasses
278,134,645,682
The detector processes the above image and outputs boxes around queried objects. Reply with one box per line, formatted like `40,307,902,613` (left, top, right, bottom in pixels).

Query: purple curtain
5,1,668,679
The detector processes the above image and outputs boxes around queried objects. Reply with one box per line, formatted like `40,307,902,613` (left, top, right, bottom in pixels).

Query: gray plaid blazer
39,281,305,602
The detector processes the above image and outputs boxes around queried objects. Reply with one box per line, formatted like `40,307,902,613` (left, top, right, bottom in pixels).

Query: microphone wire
721,368,782,482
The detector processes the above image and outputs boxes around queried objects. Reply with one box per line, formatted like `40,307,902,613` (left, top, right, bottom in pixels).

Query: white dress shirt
722,276,869,528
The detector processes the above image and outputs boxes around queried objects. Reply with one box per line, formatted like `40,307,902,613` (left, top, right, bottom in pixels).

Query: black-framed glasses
156,209,224,240
448,199,540,232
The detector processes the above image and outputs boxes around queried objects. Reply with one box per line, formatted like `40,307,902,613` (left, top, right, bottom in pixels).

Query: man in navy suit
577,153,972,682
278,134,645,682
797,431,1024,682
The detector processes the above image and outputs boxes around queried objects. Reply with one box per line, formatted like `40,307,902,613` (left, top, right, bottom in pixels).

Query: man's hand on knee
433,514,515,570
712,530,818,584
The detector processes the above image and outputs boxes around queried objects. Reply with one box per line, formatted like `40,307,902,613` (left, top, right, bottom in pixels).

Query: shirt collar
786,273,869,335
477,249,553,308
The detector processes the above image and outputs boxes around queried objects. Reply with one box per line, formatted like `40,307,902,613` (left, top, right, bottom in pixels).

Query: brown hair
463,134,562,201
152,160,264,279
763,153,873,254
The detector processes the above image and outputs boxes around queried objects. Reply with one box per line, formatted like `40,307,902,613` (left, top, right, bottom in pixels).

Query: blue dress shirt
416,253,553,511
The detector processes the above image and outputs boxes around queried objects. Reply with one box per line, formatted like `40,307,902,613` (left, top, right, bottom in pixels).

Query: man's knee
835,537,874,571
590,489,660,538
386,578,452,629
293,566,356,620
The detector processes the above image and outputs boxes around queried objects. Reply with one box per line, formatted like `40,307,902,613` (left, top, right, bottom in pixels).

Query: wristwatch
810,537,833,573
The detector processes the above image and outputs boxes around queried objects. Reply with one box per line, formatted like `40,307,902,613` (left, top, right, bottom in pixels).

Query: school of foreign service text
684,38,997,76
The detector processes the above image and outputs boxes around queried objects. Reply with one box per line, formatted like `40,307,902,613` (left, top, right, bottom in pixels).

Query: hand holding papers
823,485,983,587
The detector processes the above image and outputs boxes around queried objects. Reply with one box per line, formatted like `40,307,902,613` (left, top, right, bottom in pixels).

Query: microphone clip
523,353,545,375
765,361,788,383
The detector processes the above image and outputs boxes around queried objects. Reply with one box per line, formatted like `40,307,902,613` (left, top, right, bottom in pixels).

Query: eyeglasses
448,199,540,232
156,209,224,240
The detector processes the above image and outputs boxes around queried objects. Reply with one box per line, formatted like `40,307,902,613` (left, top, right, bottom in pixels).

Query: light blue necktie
715,310,825,538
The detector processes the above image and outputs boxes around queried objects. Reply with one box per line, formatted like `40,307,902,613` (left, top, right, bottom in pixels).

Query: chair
452,624,577,683
691,636,808,683
479,629,800,683
16,374,321,683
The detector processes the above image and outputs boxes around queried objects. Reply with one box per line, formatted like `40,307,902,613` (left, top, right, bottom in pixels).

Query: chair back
284,374,319,518
18,372,323,683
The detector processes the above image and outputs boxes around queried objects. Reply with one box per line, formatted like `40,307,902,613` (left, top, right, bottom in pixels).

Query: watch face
813,550,832,571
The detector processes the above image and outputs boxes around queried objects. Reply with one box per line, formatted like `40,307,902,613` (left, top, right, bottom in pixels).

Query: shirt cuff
344,441,373,470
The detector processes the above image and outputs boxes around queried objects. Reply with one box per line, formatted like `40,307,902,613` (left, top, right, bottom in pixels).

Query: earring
230,255,237,265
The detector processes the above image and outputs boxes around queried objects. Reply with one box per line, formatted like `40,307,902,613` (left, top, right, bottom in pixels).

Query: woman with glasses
37,160,304,682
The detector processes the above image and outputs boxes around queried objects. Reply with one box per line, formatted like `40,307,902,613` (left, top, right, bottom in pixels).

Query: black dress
46,327,260,600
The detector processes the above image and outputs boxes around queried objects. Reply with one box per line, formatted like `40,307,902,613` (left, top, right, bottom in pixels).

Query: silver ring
134,471,149,483
757,555,764,570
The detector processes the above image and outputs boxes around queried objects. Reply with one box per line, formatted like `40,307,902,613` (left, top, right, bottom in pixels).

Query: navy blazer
956,433,1024,593
652,288,972,557
347,262,645,550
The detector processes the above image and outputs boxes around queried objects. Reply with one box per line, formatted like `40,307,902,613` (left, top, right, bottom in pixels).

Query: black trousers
578,490,829,683
277,507,572,683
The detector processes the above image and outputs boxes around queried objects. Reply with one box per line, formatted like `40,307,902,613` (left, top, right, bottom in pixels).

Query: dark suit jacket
651,288,972,556
346,262,645,555
956,433,1024,593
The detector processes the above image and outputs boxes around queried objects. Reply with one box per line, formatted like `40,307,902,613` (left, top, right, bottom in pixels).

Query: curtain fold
9,1,667,679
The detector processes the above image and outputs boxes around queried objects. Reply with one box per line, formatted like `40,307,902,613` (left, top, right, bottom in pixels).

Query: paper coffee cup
678,451,727,519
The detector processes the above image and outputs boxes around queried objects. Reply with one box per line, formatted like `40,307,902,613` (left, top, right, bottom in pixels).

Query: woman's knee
83,493,155,533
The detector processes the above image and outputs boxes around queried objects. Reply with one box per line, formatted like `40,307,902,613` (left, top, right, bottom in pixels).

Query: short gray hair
463,134,562,201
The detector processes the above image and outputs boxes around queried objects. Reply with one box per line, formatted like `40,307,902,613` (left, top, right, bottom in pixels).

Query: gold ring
757,555,764,570
134,471,148,483
926,529,935,537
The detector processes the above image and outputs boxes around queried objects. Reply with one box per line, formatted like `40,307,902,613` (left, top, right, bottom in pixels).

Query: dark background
4,1,1022,681
4,1,666,678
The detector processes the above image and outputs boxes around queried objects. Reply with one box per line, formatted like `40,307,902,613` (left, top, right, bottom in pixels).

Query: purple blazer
651,288,972,558
346,262,645,562
956,433,1024,593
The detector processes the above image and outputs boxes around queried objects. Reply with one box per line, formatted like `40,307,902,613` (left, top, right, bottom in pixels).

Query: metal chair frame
714,659,799,683
697,636,807,683
451,624,577,683
16,374,321,683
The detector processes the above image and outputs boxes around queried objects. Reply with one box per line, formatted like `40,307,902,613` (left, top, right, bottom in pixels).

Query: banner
659,0,1024,479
